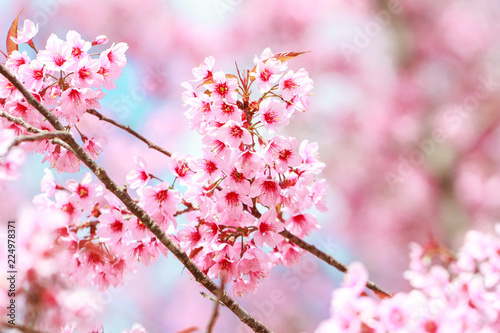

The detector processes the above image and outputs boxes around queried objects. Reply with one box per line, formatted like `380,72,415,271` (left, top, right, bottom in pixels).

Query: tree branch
279,229,391,297
0,111,74,152
86,108,172,157
206,277,225,333
0,63,272,333
5,131,72,153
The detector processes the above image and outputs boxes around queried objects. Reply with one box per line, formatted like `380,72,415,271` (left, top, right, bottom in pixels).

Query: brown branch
279,229,391,297
5,131,71,153
0,111,74,152
0,63,271,333
206,277,225,333
0,110,43,134
86,108,172,157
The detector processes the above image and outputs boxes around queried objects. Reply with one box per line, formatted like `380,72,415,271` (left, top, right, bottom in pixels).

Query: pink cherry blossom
207,71,238,103
192,56,215,82
10,19,39,44
126,156,151,189
253,210,284,247
278,68,313,101
37,34,74,71
259,98,289,132
216,120,252,148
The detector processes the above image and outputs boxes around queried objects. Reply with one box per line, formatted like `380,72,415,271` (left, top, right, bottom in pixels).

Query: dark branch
86,108,172,158
280,229,391,297
206,277,225,333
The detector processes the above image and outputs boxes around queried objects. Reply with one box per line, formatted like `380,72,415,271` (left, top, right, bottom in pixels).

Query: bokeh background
2,0,500,332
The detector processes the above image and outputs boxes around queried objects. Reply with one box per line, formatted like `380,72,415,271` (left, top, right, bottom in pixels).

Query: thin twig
279,229,391,297
206,277,225,333
5,131,71,153
0,110,43,134
0,63,272,333
0,111,74,152
86,108,172,157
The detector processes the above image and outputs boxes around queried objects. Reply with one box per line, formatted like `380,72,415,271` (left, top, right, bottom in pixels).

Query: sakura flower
128,240,158,266
4,99,31,119
201,137,232,161
67,172,102,210
10,19,39,44
178,223,203,252
168,152,195,186
37,34,74,71
215,187,253,220
59,87,99,124
192,56,215,82
252,57,287,93
142,182,181,227
212,99,242,123
52,147,81,173
18,59,47,91
222,164,252,193
82,137,103,159
253,210,284,248
126,156,151,189
190,148,221,183
216,120,252,148
298,140,325,173
100,42,128,69
0,74,17,99
252,177,281,207
285,213,319,237
207,244,238,281
54,191,81,222
70,57,100,87
259,99,289,132
237,149,264,177
5,50,30,72
97,209,126,244
126,216,148,241
66,30,91,60
278,68,313,101
253,47,275,63
264,136,301,173
207,71,238,103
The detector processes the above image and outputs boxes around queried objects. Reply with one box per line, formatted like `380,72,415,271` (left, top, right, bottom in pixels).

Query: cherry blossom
10,19,39,44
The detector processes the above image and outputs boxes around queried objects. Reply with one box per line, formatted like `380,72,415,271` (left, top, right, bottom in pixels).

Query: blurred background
2,0,500,332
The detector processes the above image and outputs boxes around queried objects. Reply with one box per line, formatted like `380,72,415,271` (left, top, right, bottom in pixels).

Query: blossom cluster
0,19,127,176
124,48,327,295
316,226,500,332
33,169,169,292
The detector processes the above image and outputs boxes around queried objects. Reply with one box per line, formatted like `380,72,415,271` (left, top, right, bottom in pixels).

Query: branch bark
0,64,272,333
279,229,391,297
86,108,172,158
0,111,74,152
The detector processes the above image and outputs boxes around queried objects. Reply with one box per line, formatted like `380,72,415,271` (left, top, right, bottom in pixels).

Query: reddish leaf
198,73,238,88
274,51,310,63
6,10,23,56
249,51,310,82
